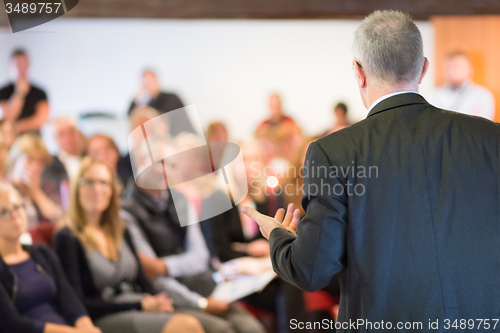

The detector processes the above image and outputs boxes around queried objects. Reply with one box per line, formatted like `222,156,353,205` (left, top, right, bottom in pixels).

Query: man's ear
353,60,366,89
418,57,430,84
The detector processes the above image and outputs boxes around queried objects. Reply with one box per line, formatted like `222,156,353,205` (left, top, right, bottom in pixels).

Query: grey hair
352,10,424,86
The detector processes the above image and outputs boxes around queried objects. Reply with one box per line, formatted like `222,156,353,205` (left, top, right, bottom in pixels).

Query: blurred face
131,114,151,131
12,55,29,78
242,144,264,185
334,108,346,120
209,125,228,143
78,163,113,215
55,121,80,156
87,137,119,171
135,142,175,189
25,156,46,176
269,94,282,118
142,71,160,94
0,189,28,241
445,55,471,87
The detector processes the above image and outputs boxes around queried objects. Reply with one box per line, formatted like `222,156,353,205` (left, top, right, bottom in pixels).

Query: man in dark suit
242,10,500,332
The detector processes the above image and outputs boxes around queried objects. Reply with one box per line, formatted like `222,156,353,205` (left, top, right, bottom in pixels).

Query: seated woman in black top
53,157,204,333
0,182,101,333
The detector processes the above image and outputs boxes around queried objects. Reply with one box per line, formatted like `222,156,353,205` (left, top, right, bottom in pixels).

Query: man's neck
365,83,418,110
148,89,160,99
269,113,283,123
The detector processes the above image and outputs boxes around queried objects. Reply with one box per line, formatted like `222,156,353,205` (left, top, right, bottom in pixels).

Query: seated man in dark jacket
121,181,265,333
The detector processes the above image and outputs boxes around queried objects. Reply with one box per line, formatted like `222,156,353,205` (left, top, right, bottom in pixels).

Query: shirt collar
368,91,420,113
57,149,79,161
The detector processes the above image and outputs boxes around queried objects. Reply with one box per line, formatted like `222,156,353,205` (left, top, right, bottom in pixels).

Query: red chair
304,290,340,321
29,221,57,246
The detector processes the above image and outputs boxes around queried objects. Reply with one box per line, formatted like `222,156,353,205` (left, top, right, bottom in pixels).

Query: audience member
86,134,124,193
117,106,165,189
255,94,302,166
172,133,218,214
53,157,204,333
282,136,341,314
203,140,307,333
42,117,85,210
8,134,62,229
428,51,495,119
0,119,17,150
121,139,265,333
127,70,195,135
0,49,50,134
0,182,101,333
274,120,303,164
207,140,274,261
256,94,296,131
206,121,229,171
282,136,318,218
323,102,351,136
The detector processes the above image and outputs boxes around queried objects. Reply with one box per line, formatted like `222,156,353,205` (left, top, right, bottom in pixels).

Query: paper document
210,270,276,303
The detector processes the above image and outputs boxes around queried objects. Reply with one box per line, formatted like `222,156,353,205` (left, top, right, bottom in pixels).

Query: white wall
0,18,435,150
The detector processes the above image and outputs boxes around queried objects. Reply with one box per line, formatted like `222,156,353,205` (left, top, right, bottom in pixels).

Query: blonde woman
53,157,204,333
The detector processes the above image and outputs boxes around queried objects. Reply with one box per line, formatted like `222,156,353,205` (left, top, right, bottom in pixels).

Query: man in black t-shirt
128,69,195,136
0,49,50,134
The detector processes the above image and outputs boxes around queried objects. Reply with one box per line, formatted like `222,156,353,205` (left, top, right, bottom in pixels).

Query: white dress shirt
368,91,420,113
57,150,81,181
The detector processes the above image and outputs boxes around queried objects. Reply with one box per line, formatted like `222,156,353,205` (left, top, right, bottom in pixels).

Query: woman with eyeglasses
0,182,101,333
53,157,204,333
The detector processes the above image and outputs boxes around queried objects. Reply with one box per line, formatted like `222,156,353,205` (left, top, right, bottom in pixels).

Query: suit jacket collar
367,93,428,118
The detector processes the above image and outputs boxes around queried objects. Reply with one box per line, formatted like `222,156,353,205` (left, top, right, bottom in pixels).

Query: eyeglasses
0,204,26,220
78,178,113,188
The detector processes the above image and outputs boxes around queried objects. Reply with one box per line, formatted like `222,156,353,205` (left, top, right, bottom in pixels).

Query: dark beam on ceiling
64,0,500,20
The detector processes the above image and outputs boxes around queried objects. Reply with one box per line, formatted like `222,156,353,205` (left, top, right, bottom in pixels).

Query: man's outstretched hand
241,203,301,240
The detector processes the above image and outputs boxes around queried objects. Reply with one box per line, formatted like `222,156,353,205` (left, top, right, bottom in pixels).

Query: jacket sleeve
0,278,45,333
269,141,347,292
123,229,157,295
52,228,143,319
38,245,88,326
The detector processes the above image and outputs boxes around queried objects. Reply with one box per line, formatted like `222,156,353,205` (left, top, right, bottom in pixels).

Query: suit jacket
269,93,500,332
